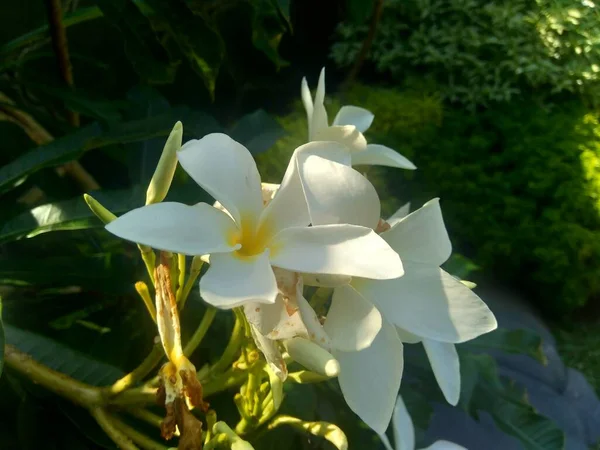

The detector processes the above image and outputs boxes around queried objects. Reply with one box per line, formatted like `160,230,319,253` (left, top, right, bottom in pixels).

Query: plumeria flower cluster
104,68,497,442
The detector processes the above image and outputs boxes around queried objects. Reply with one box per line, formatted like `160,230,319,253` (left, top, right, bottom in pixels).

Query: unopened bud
146,121,183,205
270,416,348,450
283,337,339,377
83,194,116,224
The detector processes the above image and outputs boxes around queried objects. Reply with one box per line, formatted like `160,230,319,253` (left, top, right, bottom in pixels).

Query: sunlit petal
390,396,415,450
352,144,416,169
355,265,497,343
422,340,460,405
313,125,368,152
106,202,238,255
337,320,403,435
333,105,375,133
382,198,451,266
270,224,404,280
325,285,382,351
250,325,287,381
311,68,329,138
178,133,263,225
387,202,411,227
200,251,278,308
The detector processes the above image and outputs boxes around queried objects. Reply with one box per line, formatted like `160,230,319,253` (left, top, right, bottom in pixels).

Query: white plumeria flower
106,134,404,309
381,396,467,450
301,67,416,169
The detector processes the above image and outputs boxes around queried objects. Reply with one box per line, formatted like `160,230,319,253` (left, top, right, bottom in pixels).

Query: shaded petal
310,68,329,138
387,202,411,227
200,251,277,308
178,134,263,225
325,285,382,351
352,144,416,169
390,396,415,450
299,153,380,228
283,337,339,376
302,273,352,287
355,265,497,343
395,326,421,344
296,286,332,347
106,202,238,255
336,320,404,435
382,198,452,266
260,141,348,236
244,299,286,337
422,340,460,406
423,441,467,450
301,77,314,133
270,224,404,280
333,105,375,133
250,325,287,381
313,125,367,152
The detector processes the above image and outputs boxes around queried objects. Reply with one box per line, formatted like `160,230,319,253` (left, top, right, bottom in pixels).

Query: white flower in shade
105,134,404,309
302,198,497,434
381,396,467,450
301,67,416,169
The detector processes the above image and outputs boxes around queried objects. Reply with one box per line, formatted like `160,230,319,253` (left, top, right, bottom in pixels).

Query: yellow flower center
232,216,273,258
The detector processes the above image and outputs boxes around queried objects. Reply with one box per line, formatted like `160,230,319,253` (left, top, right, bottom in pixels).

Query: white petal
200,251,278,308
325,285,382,351
302,273,352,287
382,198,452,266
283,337,340,377
422,441,467,450
422,340,460,406
355,265,497,343
395,326,421,344
313,125,367,152
250,325,287,381
333,105,375,133
336,320,404,435
106,202,238,255
388,202,411,227
260,141,348,236
178,133,263,225
299,153,380,228
270,224,404,280
244,299,287,337
379,434,395,450
296,288,332,347
391,396,415,450
301,77,314,127
352,144,416,169
310,68,329,138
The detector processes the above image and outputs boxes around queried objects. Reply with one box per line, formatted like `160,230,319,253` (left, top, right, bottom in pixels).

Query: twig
106,344,164,397
343,0,385,88
183,307,217,357
44,0,80,127
90,407,140,450
111,414,169,450
4,344,102,407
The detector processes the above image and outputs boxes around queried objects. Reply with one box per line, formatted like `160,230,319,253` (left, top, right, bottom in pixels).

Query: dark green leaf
229,109,285,155
95,0,179,84
142,0,224,97
347,0,375,24
0,298,4,378
463,328,548,365
251,1,290,69
4,324,124,386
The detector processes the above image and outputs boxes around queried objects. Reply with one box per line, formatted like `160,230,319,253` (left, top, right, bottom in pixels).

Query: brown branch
343,0,385,89
44,0,80,127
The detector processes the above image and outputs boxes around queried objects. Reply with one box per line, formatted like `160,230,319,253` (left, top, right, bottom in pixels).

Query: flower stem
138,244,156,285
90,407,140,450
4,344,101,407
206,310,244,377
125,408,164,429
178,256,204,309
176,253,186,300
183,307,217,357
111,414,169,450
106,344,164,397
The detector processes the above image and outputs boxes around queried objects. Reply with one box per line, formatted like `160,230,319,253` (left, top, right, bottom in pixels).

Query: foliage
331,0,600,106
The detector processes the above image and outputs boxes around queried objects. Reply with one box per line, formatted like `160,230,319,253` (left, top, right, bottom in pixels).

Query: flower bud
146,121,183,205
83,194,116,224
283,337,339,377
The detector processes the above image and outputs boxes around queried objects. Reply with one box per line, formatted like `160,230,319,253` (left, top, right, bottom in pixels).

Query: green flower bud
83,194,116,224
146,121,183,205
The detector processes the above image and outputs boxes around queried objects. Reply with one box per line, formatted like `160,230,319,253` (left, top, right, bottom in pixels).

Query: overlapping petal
355,265,497,343
313,125,368,152
382,198,452,266
422,340,460,405
178,133,263,225
200,251,277,308
336,320,403,435
324,285,382,351
333,105,374,133
106,202,238,255
270,225,404,280
352,144,416,169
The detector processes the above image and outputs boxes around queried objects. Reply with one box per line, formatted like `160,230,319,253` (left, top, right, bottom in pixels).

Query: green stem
124,408,164,429
90,407,140,450
111,414,169,450
207,310,244,377
106,345,164,397
178,256,204,309
183,307,217,357
138,244,156,285
176,253,186,300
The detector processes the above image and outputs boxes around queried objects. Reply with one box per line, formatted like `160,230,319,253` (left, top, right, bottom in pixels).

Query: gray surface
422,281,600,450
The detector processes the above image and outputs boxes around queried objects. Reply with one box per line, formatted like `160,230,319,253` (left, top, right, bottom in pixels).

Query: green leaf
95,0,179,84
142,0,224,98
229,109,285,155
251,1,290,69
347,0,375,24
0,298,4,378
4,324,124,386
463,328,548,365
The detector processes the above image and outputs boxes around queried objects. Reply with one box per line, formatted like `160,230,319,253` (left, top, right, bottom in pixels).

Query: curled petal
250,325,287,381
106,202,238,255
423,340,460,406
352,144,416,169
313,125,367,152
178,133,263,226
333,105,374,133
